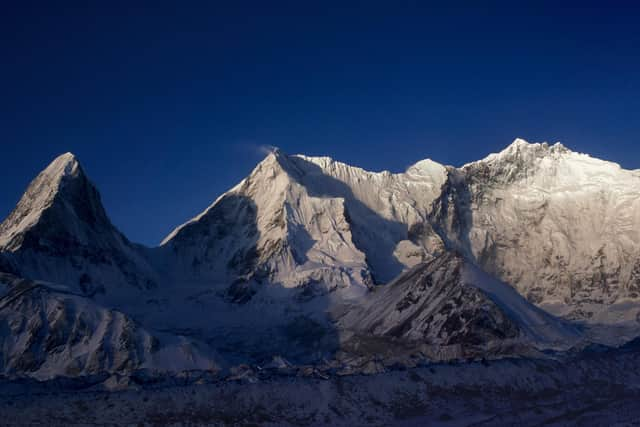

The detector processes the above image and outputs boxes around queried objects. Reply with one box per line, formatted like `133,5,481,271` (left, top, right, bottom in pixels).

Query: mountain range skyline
4,137,639,319
3,137,635,248
3,2,639,248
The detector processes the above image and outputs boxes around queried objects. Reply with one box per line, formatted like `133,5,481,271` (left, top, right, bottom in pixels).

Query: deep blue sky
1,1,639,245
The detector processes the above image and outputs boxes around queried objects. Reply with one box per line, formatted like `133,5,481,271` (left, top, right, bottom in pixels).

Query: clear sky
1,1,639,245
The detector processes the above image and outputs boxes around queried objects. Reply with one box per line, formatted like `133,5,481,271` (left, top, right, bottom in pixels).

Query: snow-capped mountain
160,148,449,301
1,139,639,380
164,140,640,324
431,139,640,322
0,153,158,297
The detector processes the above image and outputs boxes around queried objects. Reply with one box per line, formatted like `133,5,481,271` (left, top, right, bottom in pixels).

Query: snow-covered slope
430,139,640,321
161,148,449,303
0,273,219,380
286,154,448,281
0,153,158,297
340,252,580,361
162,150,376,301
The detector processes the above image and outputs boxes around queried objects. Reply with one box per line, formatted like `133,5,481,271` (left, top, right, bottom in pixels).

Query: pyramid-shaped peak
254,146,288,166
249,147,307,181
43,152,81,179
25,152,88,202
56,151,77,161
0,152,103,251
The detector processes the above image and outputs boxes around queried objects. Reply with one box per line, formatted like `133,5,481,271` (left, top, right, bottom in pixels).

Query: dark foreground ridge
0,341,639,426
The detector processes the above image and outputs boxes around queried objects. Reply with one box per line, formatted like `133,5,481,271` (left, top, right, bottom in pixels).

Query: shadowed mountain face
0,273,219,380
149,193,341,366
0,153,157,297
343,254,521,345
338,252,580,362
161,151,377,296
0,139,639,381
0,153,118,253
